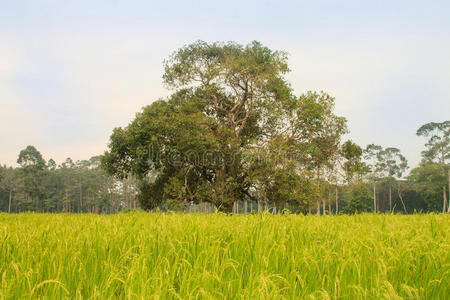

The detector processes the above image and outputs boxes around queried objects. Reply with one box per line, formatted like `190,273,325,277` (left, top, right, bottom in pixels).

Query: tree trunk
448,169,450,213
79,183,83,213
244,200,248,214
317,201,320,216
124,180,128,209
8,190,12,213
389,183,392,212
373,182,377,213
322,199,326,215
443,186,447,213
397,181,407,214
335,186,339,215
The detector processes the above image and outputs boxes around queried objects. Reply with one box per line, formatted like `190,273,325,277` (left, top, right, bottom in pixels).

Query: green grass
0,213,449,299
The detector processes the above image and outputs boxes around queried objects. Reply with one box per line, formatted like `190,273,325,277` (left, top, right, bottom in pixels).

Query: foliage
416,121,450,164
0,147,138,213
342,183,373,213
103,41,347,212
364,145,408,180
341,140,367,183
408,162,447,211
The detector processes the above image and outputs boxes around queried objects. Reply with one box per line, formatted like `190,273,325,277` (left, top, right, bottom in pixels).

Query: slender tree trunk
316,167,321,216
56,191,59,212
127,185,130,209
373,182,377,213
8,190,12,213
448,169,450,213
124,180,128,209
389,183,392,212
397,181,407,214
322,199,326,215
328,202,331,214
397,182,408,214
335,185,339,215
79,184,83,213
244,200,248,214
443,186,447,213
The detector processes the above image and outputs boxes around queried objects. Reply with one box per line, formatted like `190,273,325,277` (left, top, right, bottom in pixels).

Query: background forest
0,124,448,214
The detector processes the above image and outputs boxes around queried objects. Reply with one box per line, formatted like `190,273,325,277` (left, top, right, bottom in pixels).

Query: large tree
102,41,347,213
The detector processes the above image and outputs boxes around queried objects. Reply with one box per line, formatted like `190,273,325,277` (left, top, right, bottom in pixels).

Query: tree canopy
102,41,348,213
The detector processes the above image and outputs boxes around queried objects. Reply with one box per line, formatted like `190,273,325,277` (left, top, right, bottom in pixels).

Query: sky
1,0,449,170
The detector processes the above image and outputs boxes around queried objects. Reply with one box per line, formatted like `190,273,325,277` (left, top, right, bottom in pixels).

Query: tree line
1,41,448,214
0,146,139,213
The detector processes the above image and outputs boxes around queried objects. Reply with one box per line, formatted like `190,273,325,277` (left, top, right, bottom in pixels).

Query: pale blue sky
1,0,449,170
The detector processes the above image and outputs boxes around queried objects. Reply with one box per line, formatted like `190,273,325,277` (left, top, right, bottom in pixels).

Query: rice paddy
0,212,449,299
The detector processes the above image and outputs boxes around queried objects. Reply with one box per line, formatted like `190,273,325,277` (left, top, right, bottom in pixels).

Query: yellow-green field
0,213,449,299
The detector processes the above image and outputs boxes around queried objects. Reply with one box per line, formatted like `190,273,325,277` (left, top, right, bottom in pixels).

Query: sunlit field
0,213,449,299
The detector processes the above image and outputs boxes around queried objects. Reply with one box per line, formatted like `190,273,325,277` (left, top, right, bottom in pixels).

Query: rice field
0,213,449,299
